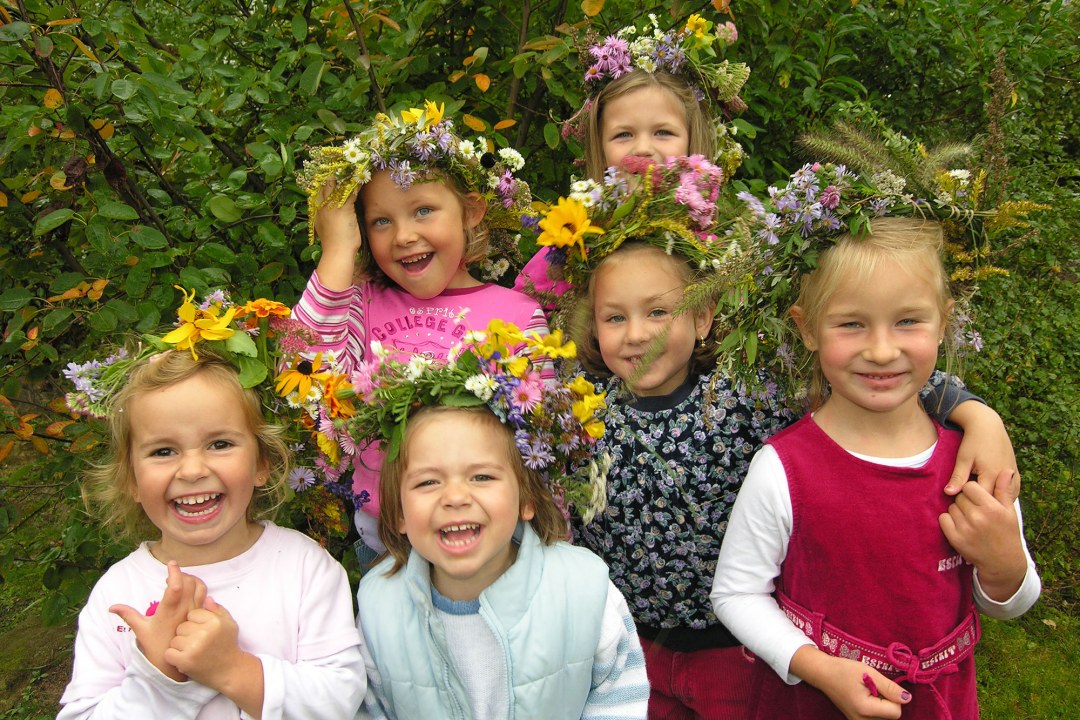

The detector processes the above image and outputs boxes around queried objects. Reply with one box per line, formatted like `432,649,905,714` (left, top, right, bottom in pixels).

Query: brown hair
792,217,957,410
353,171,489,286
571,242,718,379
377,406,568,574
584,70,716,181
82,349,290,544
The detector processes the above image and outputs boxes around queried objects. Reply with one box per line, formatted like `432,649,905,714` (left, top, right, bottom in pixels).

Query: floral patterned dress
573,370,794,635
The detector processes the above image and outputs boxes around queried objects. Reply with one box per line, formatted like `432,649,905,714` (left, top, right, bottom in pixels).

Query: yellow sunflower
536,197,605,260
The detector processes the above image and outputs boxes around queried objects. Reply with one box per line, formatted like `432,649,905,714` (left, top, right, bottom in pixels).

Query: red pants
641,637,755,720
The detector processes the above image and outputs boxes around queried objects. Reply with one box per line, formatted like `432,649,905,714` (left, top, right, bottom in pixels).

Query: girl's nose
175,451,209,482
440,479,472,507
863,328,901,364
625,317,650,344
394,222,419,247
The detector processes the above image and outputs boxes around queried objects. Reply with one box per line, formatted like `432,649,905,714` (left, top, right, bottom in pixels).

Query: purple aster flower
389,159,415,189
288,467,317,491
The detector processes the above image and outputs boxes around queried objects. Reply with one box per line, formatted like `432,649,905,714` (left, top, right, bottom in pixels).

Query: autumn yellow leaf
46,18,83,27
21,190,42,203
87,278,108,300
50,171,72,191
49,397,72,414
494,119,517,130
13,414,37,440
125,255,140,266
463,54,478,67
26,327,39,340
523,37,560,52
91,278,109,291
91,118,115,139
449,70,466,83
30,435,50,455
462,114,487,132
0,191,7,208
0,440,13,464
45,420,74,438
372,13,401,31
65,33,101,65
28,125,42,137
581,0,604,17
44,88,65,109
474,73,491,92
0,6,12,23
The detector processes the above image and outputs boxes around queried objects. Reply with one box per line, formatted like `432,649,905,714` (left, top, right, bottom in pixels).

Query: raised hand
313,178,363,290
109,561,207,681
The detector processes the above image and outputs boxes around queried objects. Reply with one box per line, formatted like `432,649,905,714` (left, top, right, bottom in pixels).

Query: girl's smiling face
396,410,534,601
591,246,712,397
600,84,690,171
128,371,267,566
361,170,485,299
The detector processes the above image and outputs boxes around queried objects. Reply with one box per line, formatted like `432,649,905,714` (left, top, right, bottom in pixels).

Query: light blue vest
358,523,610,719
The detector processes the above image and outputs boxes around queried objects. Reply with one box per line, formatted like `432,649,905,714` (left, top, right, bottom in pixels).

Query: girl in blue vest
348,323,649,719
712,210,1040,718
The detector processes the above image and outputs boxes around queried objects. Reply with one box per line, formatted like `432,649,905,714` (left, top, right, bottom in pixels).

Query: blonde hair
82,349,290,544
793,217,957,410
377,405,568,574
584,70,716,181
354,172,489,286
572,242,718,378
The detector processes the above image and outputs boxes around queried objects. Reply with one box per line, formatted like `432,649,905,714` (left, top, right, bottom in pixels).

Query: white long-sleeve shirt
710,444,1041,684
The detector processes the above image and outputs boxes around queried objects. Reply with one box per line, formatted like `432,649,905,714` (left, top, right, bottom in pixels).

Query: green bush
1,0,1076,622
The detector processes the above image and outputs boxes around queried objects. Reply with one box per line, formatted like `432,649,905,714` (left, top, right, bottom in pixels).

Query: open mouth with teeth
172,493,223,519
399,252,434,273
439,523,481,548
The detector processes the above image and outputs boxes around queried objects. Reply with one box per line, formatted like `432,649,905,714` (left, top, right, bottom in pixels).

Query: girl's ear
692,307,714,341
520,499,536,522
254,456,270,488
464,192,488,230
790,306,818,351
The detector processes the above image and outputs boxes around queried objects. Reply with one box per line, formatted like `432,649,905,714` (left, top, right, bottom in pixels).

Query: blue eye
416,207,433,217
369,217,390,228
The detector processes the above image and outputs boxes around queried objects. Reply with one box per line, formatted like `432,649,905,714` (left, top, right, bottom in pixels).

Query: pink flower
820,185,841,209
511,372,544,414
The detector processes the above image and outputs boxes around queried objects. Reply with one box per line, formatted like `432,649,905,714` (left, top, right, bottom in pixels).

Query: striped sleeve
582,581,650,719
292,271,366,371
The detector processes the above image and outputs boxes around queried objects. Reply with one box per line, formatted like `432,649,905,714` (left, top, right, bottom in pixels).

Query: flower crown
532,154,750,288
297,100,532,247
324,320,610,523
731,123,1048,383
563,13,750,165
63,287,357,542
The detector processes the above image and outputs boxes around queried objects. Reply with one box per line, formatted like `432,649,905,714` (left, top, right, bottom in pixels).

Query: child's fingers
108,603,145,633
860,672,909,719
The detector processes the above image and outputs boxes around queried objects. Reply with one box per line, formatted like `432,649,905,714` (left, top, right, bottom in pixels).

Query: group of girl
58,13,1039,720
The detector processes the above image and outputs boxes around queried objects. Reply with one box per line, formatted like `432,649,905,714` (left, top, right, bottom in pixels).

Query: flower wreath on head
62,286,359,542
296,100,532,267
331,320,611,524
730,120,1049,386
562,13,751,176
529,154,767,387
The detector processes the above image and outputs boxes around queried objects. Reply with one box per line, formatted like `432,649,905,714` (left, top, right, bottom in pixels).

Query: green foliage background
0,0,1076,713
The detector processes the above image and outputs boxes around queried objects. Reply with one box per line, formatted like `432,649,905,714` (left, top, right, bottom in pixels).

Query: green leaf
291,14,308,42
131,226,168,249
225,330,258,358
299,60,327,96
256,222,286,249
610,201,633,224
197,242,236,265
0,21,31,42
42,308,74,333
110,78,137,100
34,209,76,236
208,195,242,223
0,288,33,312
543,122,559,149
87,306,117,332
236,355,268,388
97,201,140,220
256,262,284,283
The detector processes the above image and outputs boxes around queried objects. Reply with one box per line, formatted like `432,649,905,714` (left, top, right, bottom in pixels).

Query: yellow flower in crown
275,354,332,403
685,13,709,39
400,100,445,130
527,329,577,360
536,197,605,260
237,298,292,319
161,286,237,358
